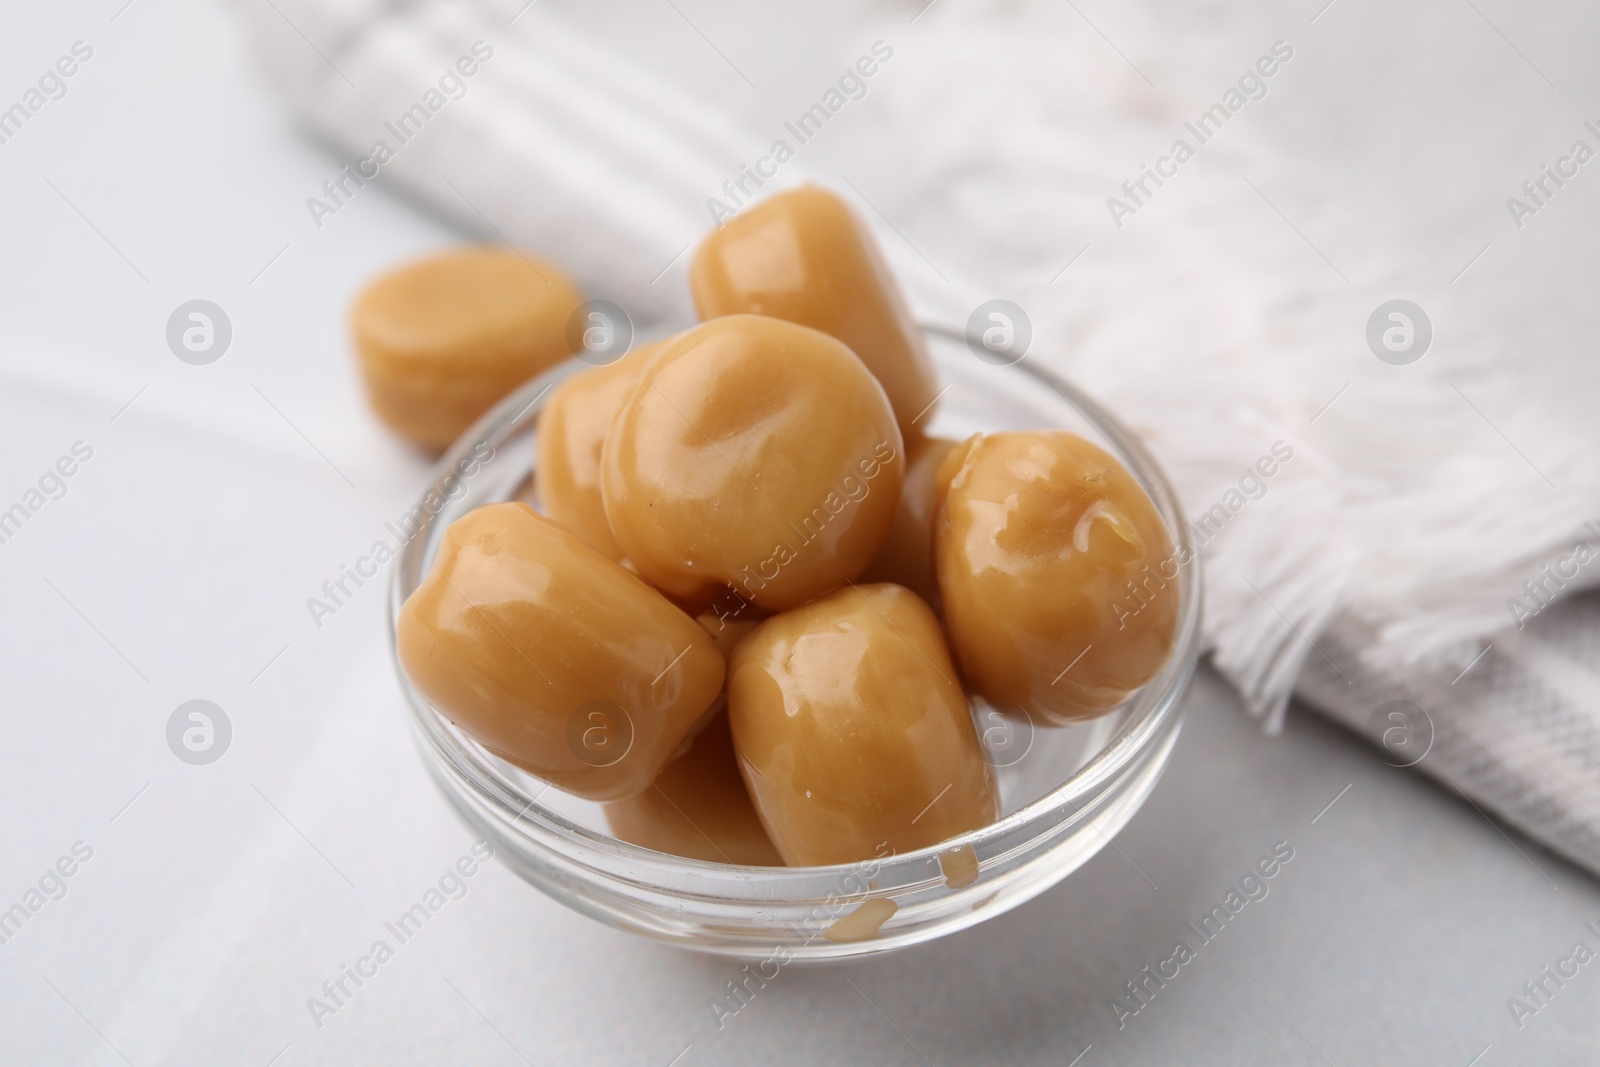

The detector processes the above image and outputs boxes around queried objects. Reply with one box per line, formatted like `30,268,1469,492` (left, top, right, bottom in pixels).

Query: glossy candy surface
604,713,783,866
728,583,997,866
690,184,941,439
601,315,904,611
605,616,778,865
397,502,725,800
862,435,959,607
534,345,654,561
936,431,1178,724
353,248,582,449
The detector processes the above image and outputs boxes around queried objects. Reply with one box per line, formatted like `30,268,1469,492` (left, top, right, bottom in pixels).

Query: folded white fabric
233,0,1600,873
1300,589,1600,877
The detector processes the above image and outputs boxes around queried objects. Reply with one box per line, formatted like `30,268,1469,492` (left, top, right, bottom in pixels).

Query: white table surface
2,2,1598,1064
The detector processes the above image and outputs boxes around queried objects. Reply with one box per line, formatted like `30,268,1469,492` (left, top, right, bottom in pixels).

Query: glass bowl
387,324,1201,961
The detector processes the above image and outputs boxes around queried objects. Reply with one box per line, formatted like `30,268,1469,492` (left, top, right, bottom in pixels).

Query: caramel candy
696,613,760,658
936,431,1179,724
728,583,997,866
604,713,783,866
690,184,942,439
353,248,582,449
534,344,655,561
862,435,959,606
601,315,904,611
397,501,725,800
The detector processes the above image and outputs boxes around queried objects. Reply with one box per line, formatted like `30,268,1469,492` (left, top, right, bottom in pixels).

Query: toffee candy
691,184,942,440
601,315,904,611
353,247,582,449
397,502,724,801
535,342,655,560
728,583,997,866
936,431,1179,724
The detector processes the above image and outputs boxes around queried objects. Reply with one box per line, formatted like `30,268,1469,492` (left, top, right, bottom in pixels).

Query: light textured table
1,2,1597,1064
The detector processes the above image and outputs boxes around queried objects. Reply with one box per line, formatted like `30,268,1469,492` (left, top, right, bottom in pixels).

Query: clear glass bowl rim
386,323,1201,945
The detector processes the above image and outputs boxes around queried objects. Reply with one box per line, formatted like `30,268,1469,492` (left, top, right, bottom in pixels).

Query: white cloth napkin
233,0,1600,873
